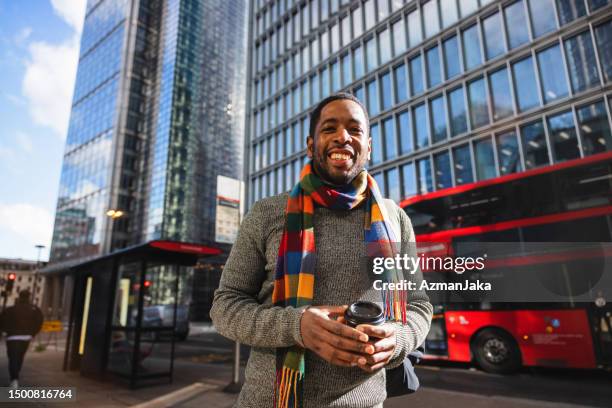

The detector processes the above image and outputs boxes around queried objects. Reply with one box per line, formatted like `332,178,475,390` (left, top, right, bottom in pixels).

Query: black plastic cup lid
344,301,385,327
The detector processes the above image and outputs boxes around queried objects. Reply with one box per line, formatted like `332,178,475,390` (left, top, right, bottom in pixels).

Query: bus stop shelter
59,240,223,388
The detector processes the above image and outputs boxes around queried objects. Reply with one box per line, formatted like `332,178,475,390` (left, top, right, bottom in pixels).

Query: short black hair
308,92,370,142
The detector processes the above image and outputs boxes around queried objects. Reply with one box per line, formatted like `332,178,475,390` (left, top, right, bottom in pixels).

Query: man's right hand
299,305,375,367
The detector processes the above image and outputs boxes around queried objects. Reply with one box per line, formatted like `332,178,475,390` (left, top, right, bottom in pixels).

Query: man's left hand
354,324,396,372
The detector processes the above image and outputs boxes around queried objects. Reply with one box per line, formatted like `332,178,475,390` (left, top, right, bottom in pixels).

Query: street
175,329,612,407
0,328,610,407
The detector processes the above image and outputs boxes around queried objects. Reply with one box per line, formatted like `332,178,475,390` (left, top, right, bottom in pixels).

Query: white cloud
22,39,80,138
50,0,86,33
0,203,54,248
19,0,86,139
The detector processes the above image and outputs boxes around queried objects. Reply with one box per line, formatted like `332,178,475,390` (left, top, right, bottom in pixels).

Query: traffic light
6,273,16,293
143,280,151,288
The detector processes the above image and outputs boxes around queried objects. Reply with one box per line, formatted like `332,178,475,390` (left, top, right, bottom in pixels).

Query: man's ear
307,136,314,158
367,137,372,161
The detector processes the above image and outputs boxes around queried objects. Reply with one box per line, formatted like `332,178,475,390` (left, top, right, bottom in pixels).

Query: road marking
130,382,217,408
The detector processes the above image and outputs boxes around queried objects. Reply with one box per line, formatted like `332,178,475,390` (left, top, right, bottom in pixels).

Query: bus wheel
472,328,521,374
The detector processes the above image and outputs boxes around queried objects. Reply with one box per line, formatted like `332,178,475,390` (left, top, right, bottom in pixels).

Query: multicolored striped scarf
272,161,407,408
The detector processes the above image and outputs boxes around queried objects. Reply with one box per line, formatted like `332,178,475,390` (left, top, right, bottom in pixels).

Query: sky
0,0,87,262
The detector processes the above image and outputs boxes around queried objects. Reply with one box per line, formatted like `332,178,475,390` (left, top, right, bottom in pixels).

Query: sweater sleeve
385,206,433,369
210,200,306,348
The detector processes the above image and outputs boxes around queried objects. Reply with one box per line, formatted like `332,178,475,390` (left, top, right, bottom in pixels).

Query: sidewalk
0,341,239,407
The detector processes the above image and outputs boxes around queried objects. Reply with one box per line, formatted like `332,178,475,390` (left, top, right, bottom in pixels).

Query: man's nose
332,128,351,144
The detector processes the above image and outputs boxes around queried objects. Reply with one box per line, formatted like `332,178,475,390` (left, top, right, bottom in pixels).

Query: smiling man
211,93,432,407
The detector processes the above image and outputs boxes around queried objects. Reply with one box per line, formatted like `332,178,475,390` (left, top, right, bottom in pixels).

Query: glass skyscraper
245,0,612,206
49,0,247,264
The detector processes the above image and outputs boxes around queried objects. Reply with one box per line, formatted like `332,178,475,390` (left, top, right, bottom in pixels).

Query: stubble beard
312,150,366,186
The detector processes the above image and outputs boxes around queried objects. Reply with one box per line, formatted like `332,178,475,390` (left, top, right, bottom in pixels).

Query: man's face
307,99,371,186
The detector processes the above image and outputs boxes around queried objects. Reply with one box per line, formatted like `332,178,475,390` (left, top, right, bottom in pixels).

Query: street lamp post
32,244,45,307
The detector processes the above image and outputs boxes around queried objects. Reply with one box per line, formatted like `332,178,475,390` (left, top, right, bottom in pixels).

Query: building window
443,35,461,80
430,95,447,143
353,6,364,38
448,86,468,136
374,172,386,196
331,61,341,92
496,130,522,175
417,157,434,194
367,79,380,116
339,55,350,89
341,14,351,47
311,73,320,103
397,110,413,154
365,0,376,30
354,45,364,79
483,12,505,60
460,0,479,17
434,151,452,189
321,31,330,61
409,55,424,95
331,23,340,54
379,28,392,64
354,84,365,104
548,110,580,162
440,0,459,28
383,116,397,160
285,126,293,156
386,167,400,202
577,100,612,156
512,56,540,112
414,103,429,149
504,1,530,50
528,0,558,38
321,66,330,98
565,31,600,94
537,44,569,104
408,8,422,47
462,24,482,71
394,64,408,103
489,67,514,121
392,18,407,56
426,46,442,88
556,0,587,25
423,0,440,39
474,137,496,181
595,20,612,83
371,123,383,164
521,120,550,169
589,0,611,11
453,144,474,185
401,162,417,198
366,37,378,72
381,72,393,111
468,77,489,129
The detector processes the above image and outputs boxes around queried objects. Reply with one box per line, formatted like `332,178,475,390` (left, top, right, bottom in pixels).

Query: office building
46,0,247,319
245,0,611,206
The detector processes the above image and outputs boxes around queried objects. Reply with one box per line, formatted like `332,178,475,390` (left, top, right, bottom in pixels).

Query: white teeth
330,153,351,160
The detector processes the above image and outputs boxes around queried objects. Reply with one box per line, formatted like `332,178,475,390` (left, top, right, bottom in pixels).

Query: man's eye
322,127,336,132
350,128,363,134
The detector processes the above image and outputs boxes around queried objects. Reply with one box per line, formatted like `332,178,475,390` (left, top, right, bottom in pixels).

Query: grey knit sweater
210,192,432,408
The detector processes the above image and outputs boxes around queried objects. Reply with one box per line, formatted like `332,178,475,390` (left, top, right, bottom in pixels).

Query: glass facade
246,0,612,207
51,0,247,263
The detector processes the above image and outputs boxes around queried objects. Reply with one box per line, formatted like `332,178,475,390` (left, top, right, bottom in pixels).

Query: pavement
0,328,608,407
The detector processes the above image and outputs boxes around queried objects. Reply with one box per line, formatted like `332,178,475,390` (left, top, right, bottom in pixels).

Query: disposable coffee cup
344,301,385,342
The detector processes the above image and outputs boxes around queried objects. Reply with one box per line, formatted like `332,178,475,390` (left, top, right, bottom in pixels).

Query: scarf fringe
383,287,408,324
274,367,303,408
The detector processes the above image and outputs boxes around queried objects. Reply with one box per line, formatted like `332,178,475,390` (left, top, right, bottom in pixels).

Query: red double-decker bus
401,151,612,373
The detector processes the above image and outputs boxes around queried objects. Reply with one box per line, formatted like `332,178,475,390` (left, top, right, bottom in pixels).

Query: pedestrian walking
0,290,44,388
